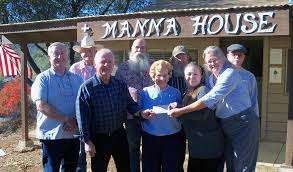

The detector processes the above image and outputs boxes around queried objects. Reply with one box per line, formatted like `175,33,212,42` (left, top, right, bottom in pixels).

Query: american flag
0,44,32,78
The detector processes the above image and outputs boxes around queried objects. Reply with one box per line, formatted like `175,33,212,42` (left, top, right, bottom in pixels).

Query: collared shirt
201,63,252,118
140,85,182,136
69,60,96,81
238,68,259,117
115,60,153,105
31,68,83,140
76,75,140,142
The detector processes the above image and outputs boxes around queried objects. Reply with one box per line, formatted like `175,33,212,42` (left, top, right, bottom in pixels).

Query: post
17,42,34,151
285,49,293,166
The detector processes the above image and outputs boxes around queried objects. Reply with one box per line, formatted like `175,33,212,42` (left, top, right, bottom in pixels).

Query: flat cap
172,45,188,57
227,44,247,53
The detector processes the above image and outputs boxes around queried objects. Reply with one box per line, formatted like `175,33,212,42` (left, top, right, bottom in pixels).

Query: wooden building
74,2,293,143
0,0,292,163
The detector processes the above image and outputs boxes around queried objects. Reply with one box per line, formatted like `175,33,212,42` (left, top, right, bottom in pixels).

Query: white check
152,105,169,114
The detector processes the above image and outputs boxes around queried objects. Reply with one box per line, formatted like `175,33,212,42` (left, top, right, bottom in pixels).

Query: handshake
141,102,178,119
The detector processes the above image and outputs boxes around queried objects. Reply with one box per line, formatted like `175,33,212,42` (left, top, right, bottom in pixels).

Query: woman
140,60,185,172
179,62,224,172
169,46,259,172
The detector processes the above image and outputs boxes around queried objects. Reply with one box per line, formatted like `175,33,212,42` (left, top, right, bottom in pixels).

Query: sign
269,67,282,83
270,49,283,64
77,10,289,41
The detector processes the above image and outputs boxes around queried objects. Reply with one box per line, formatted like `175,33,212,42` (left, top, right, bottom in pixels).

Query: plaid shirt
76,75,140,142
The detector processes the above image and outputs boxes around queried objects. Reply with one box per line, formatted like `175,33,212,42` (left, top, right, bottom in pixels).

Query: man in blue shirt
76,48,140,172
31,42,83,172
226,44,259,117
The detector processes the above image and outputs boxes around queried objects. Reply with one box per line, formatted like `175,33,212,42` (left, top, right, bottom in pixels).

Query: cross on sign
81,24,90,32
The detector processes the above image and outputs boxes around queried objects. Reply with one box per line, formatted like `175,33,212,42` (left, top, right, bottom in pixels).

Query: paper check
152,105,169,114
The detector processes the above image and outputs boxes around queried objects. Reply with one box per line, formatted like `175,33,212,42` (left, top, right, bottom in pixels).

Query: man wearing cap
69,29,97,172
226,44,259,117
223,44,260,172
115,38,153,172
168,45,189,172
169,45,189,95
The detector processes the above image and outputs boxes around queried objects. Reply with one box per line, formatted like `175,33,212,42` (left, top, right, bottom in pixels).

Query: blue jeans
126,119,141,172
41,139,79,172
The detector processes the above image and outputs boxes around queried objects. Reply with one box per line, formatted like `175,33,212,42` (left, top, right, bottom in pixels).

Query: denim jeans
126,118,142,172
41,139,79,172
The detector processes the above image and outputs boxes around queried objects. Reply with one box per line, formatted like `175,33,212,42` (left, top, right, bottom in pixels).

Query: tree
0,0,151,73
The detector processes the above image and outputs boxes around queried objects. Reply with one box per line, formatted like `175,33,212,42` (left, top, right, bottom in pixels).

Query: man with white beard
116,38,153,172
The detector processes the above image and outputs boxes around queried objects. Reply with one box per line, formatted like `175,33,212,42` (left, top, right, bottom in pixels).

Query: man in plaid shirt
76,48,140,172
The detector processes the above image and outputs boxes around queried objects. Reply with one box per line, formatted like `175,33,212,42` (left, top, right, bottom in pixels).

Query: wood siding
264,36,290,142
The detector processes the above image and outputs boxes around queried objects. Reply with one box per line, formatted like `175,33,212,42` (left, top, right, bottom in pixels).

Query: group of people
31,29,260,172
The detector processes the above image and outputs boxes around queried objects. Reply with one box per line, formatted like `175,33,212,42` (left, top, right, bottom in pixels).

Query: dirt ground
0,125,188,172
0,127,118,172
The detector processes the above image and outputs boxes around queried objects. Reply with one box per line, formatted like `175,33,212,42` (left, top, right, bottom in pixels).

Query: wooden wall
263,36,291,142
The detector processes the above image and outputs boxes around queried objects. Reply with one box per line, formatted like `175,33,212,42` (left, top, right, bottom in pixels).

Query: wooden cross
81,24,90,32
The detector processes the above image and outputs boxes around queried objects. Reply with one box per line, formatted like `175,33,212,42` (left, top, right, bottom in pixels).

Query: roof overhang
0,3,292,43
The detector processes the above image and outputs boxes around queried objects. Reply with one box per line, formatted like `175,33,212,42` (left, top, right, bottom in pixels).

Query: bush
0,77,35,134
0,77,31,117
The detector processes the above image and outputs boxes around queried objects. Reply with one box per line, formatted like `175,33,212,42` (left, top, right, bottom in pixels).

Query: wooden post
285,49,293,166
17,42,34,151
21,42,28,141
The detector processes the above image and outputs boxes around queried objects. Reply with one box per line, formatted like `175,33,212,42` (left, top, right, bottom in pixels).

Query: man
115,38,153,172
168,45,190,172
168,45,189,95
226,44,259,117
31,42,83,172
76,48,140,172
69,27,97,172
70,28,96,81
224,44,260,172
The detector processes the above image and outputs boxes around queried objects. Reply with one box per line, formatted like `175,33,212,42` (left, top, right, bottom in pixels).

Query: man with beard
116,38,153,172
169,45,189,95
